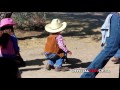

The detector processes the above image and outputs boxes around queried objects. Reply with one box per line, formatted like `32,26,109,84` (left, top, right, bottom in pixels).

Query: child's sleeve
11,36,20,53
56,35,68,53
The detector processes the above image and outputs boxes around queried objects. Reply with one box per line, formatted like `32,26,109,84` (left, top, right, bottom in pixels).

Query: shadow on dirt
19,58,46,72
64,58,91,69
20,67,42,72
25,59,46,66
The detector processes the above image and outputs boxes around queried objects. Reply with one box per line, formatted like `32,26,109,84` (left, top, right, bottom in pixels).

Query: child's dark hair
51,32,60,35
0,33,11,48
0,26,14,32
0,26,14,48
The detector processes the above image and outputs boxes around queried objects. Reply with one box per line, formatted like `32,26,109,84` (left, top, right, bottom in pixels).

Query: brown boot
111,57,120,64
54,67,61,72
54,67,70,72
46,63,54,70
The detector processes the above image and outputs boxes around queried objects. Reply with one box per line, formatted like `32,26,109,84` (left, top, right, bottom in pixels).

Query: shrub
12,12,46,31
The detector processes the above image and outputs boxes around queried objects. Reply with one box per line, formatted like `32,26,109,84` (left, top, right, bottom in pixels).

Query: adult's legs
112,49,120,64
81,13,120,78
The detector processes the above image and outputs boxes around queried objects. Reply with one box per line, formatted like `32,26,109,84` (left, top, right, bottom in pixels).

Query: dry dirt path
18,37,119,78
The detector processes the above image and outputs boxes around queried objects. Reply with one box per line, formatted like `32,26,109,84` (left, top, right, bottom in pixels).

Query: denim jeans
114,49,120,58
48,58,63,68
81,13,120,78
45,53,63,68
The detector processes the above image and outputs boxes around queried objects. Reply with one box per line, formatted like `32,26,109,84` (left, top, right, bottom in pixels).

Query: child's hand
67,50,72,55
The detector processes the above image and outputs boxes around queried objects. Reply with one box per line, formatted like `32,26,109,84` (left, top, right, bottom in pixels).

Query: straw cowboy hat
45,18,67,33
0,18,16,28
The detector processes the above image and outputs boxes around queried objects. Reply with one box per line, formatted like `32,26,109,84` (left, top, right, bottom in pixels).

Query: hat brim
0,23,16,28
45,22,67,33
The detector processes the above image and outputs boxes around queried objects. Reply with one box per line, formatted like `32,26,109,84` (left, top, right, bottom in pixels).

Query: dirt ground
15,31,119,78
16,12,119,78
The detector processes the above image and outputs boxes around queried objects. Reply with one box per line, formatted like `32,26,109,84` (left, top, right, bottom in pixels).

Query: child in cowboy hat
0,18,26,67
44,18,72,72
0,18,21,78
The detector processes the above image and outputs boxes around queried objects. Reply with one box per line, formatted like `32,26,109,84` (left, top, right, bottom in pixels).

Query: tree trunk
0,12,13,20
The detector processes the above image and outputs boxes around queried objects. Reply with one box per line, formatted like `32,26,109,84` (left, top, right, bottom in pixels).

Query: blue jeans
114,49,120,58
45,53,63,68
81,13,120,78
48,58,63,68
